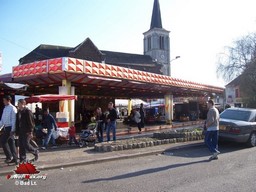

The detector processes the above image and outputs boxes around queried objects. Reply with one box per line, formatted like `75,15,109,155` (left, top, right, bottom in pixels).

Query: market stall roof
0,81,28,95
25,94,77,103
1,57,224,98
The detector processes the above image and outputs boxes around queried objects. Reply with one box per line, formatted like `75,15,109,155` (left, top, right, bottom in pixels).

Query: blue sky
1,0,256,87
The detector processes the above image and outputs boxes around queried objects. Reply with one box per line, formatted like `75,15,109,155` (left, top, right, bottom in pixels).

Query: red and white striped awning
11,57,224,98
25,94,77,103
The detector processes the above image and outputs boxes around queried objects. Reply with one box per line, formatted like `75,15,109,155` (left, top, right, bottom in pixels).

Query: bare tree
217,33,256,82
240,59,256,107
217,33,256,107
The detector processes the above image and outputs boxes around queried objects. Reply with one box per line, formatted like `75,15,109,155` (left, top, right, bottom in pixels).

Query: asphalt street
1,141,256,192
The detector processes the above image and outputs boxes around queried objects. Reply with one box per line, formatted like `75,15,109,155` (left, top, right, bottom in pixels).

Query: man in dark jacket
139,103,145,129
16,99,38,162
41,108,58,149
106,102,117,142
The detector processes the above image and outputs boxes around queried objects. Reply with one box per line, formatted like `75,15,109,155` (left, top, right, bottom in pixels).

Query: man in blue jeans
0,95,18,164
106,102,117,142
41,108,58,150
205,99,220,160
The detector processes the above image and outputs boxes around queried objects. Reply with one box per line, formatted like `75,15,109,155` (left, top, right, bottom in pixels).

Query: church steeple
143,0,170,76
150,0,162,29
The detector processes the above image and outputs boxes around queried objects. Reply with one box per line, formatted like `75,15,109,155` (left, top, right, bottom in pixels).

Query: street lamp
171,56,180,62
169,56,180,76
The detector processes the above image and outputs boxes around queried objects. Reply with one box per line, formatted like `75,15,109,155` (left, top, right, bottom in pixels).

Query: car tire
247,132,256,147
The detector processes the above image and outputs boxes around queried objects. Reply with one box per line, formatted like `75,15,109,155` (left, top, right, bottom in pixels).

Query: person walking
35,104,41,125
96,107,105,143
0,95,18,164
139,103,145,129
205,99,220,160
68,121,79,146
106,102,117,142
16,99,39,162
41,108,58,150
133,109,142,134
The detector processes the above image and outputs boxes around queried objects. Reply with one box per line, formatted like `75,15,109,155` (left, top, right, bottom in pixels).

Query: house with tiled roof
225,75,244,107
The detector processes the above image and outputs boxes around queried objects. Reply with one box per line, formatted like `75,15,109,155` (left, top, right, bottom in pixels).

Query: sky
1,0,256,87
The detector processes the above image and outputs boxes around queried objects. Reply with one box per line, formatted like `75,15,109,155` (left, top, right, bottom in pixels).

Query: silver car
219,108,256,147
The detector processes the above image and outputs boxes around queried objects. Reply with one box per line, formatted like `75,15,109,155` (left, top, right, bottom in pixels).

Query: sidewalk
0,121,204,176
0,140,204,176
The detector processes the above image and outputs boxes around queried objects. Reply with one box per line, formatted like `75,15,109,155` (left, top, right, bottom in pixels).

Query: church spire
150,0,162,29
144,0,170,76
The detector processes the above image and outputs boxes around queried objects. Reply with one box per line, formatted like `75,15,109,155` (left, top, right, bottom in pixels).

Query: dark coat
107,108,117,121
42,114,57,130
16,108,35,135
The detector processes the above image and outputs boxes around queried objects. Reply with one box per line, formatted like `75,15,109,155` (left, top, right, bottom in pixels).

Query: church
3,0,224,125
19,0,170,76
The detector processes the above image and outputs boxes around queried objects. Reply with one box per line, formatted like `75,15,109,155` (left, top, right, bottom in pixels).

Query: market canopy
25,94,77,103
0,57,224,98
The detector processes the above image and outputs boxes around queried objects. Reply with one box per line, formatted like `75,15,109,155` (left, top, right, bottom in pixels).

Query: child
68,121,79,146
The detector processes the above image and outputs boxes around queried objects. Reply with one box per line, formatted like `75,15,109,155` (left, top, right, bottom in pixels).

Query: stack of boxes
56,112,69,127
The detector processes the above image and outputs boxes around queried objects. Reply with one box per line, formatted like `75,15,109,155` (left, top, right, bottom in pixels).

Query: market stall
25,94,77,142
25,94,77,103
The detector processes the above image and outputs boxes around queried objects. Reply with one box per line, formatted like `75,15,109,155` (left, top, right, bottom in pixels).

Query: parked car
219,108,256,147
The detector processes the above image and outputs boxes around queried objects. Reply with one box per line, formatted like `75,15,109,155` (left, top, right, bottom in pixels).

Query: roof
101,50,161,73
18,38,162,74
0,73,12,82
150,0,163,29
11,57,224,99
25,94,77,103
19,44,72,64
101,50,155,65
226,75,241,87
71,37,103,55
0,82,28,94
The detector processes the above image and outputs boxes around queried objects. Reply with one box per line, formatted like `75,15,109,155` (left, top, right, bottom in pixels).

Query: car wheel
247,132,256,147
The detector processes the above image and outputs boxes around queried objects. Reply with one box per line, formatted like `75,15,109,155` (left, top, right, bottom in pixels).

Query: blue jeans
69,136,79,145
205,130,219,153
96,122,104,143
106,121,116,142
43,129,56,148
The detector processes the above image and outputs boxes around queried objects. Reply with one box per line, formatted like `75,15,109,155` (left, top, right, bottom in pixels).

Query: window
220,110,251,121
147,37,151,51
160,36,164,50
235,88,239,98
216,96,220,104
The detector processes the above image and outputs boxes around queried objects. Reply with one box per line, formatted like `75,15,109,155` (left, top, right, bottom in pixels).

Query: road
1,142,256,192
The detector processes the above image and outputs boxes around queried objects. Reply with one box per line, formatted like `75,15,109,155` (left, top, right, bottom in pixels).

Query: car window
252,114,256,122
220,110,251,121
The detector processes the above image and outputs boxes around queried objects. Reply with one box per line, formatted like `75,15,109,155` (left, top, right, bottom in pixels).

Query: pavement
0,121,204,176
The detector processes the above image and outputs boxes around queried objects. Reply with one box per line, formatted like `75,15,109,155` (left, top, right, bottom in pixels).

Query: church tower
143,0,170,76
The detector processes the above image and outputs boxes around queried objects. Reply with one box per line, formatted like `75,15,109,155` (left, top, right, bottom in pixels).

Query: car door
250,112,256,132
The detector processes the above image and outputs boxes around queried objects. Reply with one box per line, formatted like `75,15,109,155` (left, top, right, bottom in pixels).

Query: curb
0,141,204,176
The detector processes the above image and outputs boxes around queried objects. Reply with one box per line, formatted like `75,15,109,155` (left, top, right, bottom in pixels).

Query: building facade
225,75,244,107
